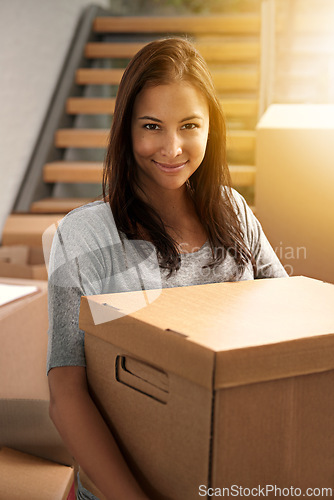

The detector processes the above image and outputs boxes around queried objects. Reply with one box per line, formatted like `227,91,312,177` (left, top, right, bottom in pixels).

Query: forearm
49,367,148,500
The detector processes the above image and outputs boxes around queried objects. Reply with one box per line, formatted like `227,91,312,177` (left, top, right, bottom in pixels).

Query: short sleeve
46,207,112,374
46,202,162,374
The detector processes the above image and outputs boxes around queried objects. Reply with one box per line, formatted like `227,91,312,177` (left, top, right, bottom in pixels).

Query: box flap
80,277,334,388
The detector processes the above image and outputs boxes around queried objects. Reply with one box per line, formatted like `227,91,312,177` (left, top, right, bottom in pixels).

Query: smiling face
131,81,210,198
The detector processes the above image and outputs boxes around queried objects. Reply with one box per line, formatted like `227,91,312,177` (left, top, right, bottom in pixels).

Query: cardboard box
256,104,334,284
79,277,334,500
0,278,72,466
0,245,48,280
0,447,74,500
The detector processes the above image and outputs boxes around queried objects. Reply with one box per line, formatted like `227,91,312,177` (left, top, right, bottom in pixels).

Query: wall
0,0,109,238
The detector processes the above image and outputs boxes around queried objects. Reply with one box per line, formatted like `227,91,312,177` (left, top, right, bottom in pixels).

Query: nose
160,131,182,158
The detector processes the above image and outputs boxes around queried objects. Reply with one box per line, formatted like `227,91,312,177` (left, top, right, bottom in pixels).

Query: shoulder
221,186,250,221
53,200,122,249
221,186,262,247
57,200,115,233
224,186,246,206
47,201,120,276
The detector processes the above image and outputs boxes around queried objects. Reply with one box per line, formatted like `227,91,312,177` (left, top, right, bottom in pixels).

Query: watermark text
199,484,333,497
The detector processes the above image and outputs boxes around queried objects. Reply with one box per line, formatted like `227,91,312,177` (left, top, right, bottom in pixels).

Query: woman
47,38,287,500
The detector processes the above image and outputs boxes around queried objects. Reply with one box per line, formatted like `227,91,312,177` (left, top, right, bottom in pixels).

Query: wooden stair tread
84,41,260,62
30,198,94,213
43,161,255,186
76,68,124,85
66,98,116,115
76,68,259,91
66,97,258,117
229,165,256,186
213,70,258,91
228,130,256,152
93,15,261,34
223,98,258,117
55,129,109,148
2,214,65,247
85,42,144,59
55,129,255,151
44,162,104,183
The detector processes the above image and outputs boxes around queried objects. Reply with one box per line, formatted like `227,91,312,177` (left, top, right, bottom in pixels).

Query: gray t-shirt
46,189,288,373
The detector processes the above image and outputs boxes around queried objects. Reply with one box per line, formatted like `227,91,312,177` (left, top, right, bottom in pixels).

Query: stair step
66,97,258,118
84,42,144,59
66,98,116,115
76,68,259,91
55,129,255,152
44,162,104,183
43,161,255,186
2,214,64,247
213,70,258,91
228,165,256,186
84,41,260,62
30,198,94,214
93,15,261,35
227,130,256,151
76,69,124,85
223,98,258,117
55,129,109,148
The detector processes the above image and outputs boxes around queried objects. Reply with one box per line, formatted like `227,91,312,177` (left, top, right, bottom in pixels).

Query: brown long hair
103,37,255,276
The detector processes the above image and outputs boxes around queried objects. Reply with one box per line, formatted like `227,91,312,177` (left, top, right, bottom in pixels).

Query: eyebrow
138,115,204,123
138,115,163,123
180,115,204,122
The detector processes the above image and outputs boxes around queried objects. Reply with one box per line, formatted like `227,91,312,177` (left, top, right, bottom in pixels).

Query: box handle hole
115,355,169,404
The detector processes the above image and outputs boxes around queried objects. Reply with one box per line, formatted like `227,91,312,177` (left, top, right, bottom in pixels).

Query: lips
153,160,188,172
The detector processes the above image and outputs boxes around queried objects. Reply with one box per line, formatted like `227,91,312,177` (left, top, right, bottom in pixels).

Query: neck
138,184,193,224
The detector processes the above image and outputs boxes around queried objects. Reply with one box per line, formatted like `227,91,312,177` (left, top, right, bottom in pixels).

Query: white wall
0,0,109,238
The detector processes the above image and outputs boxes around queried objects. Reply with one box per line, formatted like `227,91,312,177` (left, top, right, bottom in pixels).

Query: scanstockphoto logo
42,220,162,325
274,242,307,276
198,484,334,497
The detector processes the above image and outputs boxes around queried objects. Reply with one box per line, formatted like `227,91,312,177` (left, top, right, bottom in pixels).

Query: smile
152,160,188,172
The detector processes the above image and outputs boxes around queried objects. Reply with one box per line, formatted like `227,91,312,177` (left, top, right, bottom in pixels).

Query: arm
49,365,149,500
47,209,151,499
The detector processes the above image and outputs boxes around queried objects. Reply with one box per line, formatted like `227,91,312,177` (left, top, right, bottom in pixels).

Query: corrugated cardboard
79,277,334,500
0,278,72,466
0,245,47,280
256,104,334,283
0,447,74,500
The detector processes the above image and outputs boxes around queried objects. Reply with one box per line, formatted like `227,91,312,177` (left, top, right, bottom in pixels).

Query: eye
143,123,160,131
181,123,199,130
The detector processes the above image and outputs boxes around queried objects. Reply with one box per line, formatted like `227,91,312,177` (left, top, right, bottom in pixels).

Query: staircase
2,4,262,247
